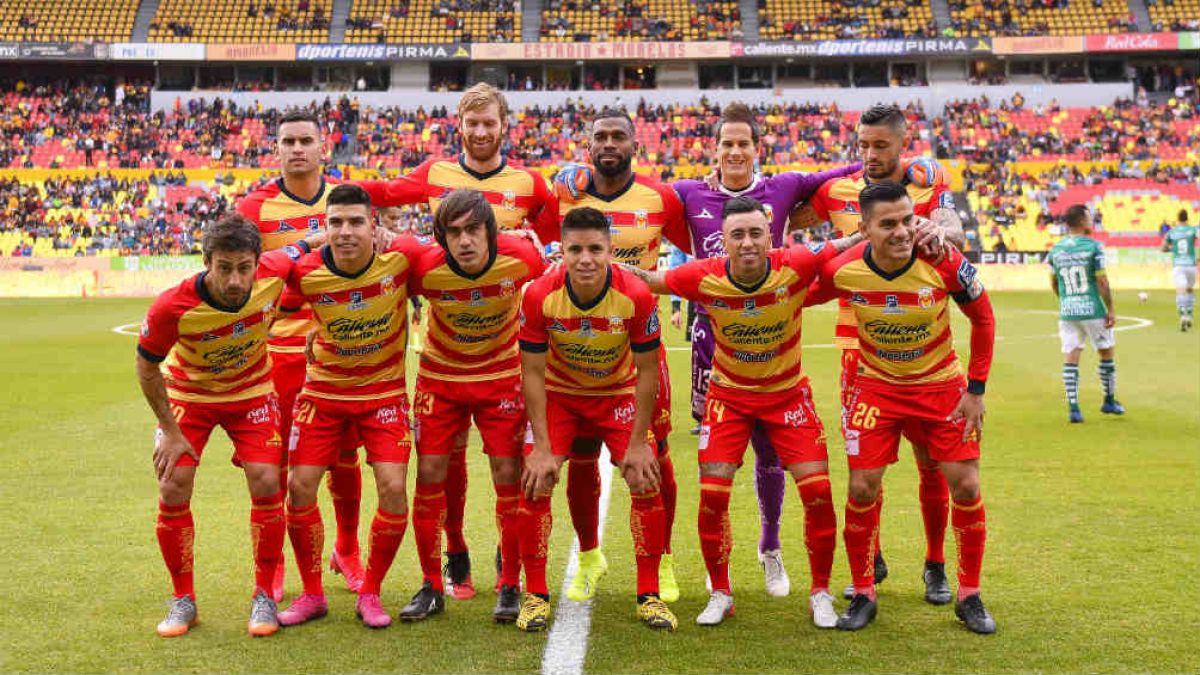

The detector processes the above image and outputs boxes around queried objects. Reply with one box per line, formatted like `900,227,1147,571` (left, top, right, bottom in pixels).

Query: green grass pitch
0,291,1196,674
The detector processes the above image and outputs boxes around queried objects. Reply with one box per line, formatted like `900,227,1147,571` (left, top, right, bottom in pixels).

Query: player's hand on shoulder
913,216,947,259
903,156,947,188
374,227,398,252
553,164,592,202
703,168,721,191
153,429,197,482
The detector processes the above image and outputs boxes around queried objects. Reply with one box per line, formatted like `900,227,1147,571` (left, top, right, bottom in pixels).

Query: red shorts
272,350,360,455
414,375,525,458
526,391,656,464
161,394,283,468
841,378,980,470
839,349,860,411
288,393,411,467
652,348,672,445
698,381,828,466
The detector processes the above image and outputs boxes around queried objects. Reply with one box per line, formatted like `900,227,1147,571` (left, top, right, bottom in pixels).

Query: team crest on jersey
502,190,516,210
741,299,763,317
918,287,934,309
349,291,366,311
883,295,903,315
380,275,396,297
609,316,625,333
308,217,321,232
232,321,247,337
763,204,775,221
499,278,515,297
578,318,597,337
277,222,296,233
262,303,274,322
634,209,649,229
316,294,337,305
547,318,568,333
774,286,789,303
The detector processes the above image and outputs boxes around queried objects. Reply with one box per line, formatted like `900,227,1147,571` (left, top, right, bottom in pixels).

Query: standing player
363,83,559,598
800,103,964,604
1048,205,1123,423
1162,209,1197,331
237,110,367,598
517,206,673,631
807,181,997,634
625,196,856,628
275,184,426,629
399,189,545,624
137,215,320,637
536,108,689,604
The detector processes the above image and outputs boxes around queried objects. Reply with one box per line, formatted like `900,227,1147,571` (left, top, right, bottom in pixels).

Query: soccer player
624,196,856,628
362,83,559,598
137,214,320,637
800,103,964,604
399,189,545,623
517,206,674,632
237,109,367,598
275,184,426,629
807,181,996,634
1162,209,1197,331
1049,205,1123,422
536,108,689,604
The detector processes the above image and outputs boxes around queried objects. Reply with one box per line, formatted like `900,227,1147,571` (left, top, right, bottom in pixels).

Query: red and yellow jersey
519,265,660,396
412,236,545,383
287,236,426,401
809,242,995,390
539,174,691,270
808,169,953,349
236,176,344,354
138,249,301,404
665,243,838,395
367,156,558,238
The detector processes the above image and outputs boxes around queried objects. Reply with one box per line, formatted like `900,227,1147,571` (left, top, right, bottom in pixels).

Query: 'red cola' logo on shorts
613,400,636,425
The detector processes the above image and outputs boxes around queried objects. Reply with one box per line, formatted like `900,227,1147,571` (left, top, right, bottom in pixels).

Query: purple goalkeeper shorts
690,314,714,422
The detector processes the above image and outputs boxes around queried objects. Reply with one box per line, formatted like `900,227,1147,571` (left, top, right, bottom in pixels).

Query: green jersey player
1161,209,1197,331
1047,205,1123,423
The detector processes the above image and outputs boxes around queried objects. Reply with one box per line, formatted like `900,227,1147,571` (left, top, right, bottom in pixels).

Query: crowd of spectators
761,0,938,40
946,0,1136,37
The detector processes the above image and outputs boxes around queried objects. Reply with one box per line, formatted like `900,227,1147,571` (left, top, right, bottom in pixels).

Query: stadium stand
539,0,741,42
0,0,138,43
147,0,331,43
759,0,938,41
1146,0,1200,32
945,0,1136,37
345,0,518,44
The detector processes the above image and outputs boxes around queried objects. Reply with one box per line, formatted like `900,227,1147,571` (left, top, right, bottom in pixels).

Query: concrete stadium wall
150,82,1133,113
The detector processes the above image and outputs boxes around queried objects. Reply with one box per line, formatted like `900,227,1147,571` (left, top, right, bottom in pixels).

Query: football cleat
1069,407,1085,424
758,549,791,597
443,551,476,600
493,584,521,623
516,593,552,632
658,553,680,603
399,582,446,622
1100,399,1125,415
810,590,838,629
836,594,878,631
355,592,392,629
329,550,365,593
1181,316,1192,332
566,548,608,602
247,590,279,637
277,593,328,626
923,561,953,606
271,561,285,603
955,593,997,634
156,595,198,638
636,594,678,631
695,591,735,626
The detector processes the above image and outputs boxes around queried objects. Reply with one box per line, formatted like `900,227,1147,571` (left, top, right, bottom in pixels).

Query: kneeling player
807,181,997,634
137,215,319,637
400,189,545,623
517,207,674,632
628,196,856,628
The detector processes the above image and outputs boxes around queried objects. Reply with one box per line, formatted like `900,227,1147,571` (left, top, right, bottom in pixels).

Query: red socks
494,483,522,588
518,493,553,596
156,501,195,600
567,456,601,552
286,501,326,596
413,482,447,591
250,491,285,595
361,507,409,595
795,472,837,593
630,489,665,596
952,494,987,599
918,462,949,564
326,452,362,558
443,444,469,554
697,476,733,594
843,496,880,600
657,449,677,554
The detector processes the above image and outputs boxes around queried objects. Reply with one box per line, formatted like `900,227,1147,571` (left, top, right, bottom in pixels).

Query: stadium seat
345,0,518,43
946,0,1135,37
539,0,740,42
148,0,331,43
759,0,934,41
0,0,138,42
